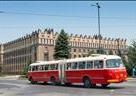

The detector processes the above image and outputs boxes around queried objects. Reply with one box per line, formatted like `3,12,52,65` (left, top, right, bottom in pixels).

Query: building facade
0,44,3,73
2,28,127,74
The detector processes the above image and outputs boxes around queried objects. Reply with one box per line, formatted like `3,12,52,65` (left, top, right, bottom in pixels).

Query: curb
127,77,136,80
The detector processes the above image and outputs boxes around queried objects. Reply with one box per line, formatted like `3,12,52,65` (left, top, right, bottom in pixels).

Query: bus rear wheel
83,78,91,88
65,83,71,86
50,77,56,85
43,82,47,85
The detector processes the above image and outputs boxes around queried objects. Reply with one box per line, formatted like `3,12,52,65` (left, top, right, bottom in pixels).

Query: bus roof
29,55,121,66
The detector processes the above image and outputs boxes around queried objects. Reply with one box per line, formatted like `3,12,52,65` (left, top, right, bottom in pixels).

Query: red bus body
28,55,127,87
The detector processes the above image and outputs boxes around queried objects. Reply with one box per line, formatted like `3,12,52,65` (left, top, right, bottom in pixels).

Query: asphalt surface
0,78,136,96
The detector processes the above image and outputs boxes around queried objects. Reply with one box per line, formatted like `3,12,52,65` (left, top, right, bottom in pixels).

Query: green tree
88,50,96,56
54,29,70,60
127,41,136,76
121,55,131,76
22,60,32,76
109,50,113,55
97,48,105,54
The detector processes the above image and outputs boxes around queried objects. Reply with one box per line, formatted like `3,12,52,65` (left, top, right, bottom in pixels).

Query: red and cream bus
27,54,127,88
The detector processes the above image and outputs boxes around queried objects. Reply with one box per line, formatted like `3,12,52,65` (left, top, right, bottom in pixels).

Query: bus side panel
28,71,59,83
103,68,127,83
29,72,39,81
45,71,59,82
88,70,106,84
35,71,48,82
65,70,82,83
65,70,107,84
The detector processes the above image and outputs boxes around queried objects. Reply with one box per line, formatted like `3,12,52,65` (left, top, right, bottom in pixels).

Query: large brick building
1,28,127,74
0,44,3,73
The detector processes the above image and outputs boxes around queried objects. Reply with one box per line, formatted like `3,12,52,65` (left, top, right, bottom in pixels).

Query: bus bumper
107,78,127,83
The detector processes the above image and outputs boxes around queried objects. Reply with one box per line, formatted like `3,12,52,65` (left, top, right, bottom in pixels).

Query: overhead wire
0,10,136,20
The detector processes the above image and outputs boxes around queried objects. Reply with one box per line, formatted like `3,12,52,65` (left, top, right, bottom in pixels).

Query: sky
0,1,136,45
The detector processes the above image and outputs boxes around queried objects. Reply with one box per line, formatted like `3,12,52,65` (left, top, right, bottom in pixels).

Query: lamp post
92,3,101,54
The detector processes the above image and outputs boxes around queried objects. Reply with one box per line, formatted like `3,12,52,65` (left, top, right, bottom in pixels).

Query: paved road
0,78,136,96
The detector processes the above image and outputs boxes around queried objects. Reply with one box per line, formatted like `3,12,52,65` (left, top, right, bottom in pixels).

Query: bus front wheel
30,78,37,84
83,78,91,88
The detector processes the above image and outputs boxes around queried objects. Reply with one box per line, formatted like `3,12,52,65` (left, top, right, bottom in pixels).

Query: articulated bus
27,54,127,88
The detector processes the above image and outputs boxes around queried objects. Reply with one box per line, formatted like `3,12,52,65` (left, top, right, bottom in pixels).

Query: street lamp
92,3,101,54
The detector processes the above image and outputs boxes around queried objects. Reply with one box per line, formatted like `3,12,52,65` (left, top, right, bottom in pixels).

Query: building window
88,49,90,52
44,53,48,61
74,55,76,58
83,55,86,57
79,49,81,52
74,49,76,52
83,49,86,52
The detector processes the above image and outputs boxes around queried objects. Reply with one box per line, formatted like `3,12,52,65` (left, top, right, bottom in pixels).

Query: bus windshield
106,59,124,68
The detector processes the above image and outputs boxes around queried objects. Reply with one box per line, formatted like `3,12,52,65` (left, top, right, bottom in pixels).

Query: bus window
71,62,78,69
32,66,35,71
106,59,122,68
50,64,54,70
41,65,45,71
67,63,71,70
78,61,86,69
45,65,49,70
87,61,93,69
50,64,57,70
55,64,58,70
35,66,38,71
94,60,103,69
48,65,51,70
38,66,42,71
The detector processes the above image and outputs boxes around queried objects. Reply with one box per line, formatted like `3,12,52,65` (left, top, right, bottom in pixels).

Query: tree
109,50,113,55
54,29,70,60
127,41,136,76
97,48,105,54
22,60,32,76
88,50,96,56
121,55,131,76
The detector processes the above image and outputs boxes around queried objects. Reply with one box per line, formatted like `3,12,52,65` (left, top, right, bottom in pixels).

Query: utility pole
92,3,101,54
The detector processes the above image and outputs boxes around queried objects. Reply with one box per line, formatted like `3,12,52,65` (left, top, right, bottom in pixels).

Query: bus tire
65,83,71,86
101,84,109,88
83,77,91,88
43,82,47,85
30,78,37,84
50,76,56,85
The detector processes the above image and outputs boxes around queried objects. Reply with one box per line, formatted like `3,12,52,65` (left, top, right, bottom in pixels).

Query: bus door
58,61,66,84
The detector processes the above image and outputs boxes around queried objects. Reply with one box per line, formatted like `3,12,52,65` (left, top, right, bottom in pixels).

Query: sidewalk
127,77,136,81
0,75,21,80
